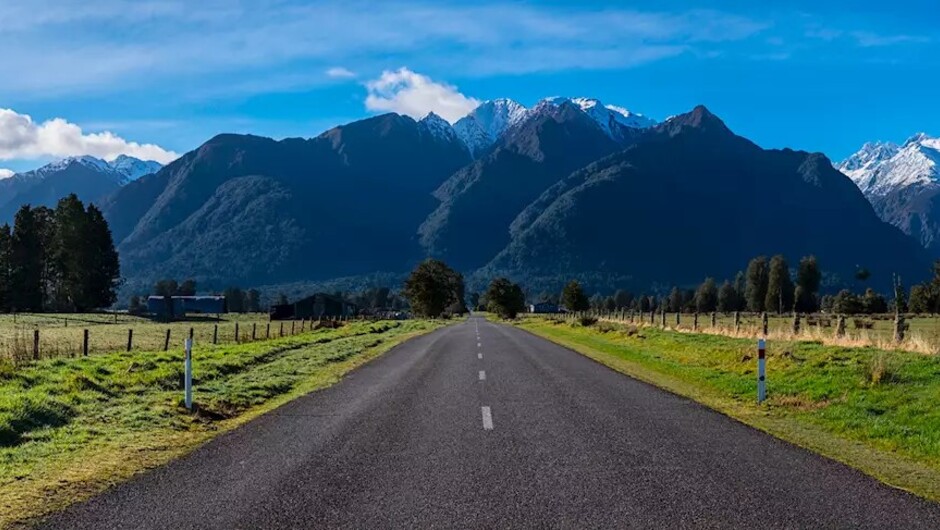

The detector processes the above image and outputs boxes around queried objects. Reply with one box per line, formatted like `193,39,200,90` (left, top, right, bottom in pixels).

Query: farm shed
269,293,358,320
147,296,226,318
528,302,559,314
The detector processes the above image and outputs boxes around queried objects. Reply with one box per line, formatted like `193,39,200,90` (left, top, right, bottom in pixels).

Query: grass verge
0,319,447,527
515,317,940,502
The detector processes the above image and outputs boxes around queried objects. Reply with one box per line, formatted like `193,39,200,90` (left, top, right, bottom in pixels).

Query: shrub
578,316,598,327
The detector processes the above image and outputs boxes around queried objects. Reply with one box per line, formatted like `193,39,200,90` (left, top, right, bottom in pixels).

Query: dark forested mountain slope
418,100,646,271
480,106,931,293
102,113,471,290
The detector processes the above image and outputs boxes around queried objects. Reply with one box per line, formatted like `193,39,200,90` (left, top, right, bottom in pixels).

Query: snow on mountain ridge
839,134,939,196
11,155,163,185
451,96,653,158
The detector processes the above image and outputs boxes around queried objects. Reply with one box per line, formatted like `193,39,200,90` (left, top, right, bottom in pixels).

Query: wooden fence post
280,322,284,337
693,312,699,331
836,315,846,338
235,322,240,343
164,329,171,351
792,313,801,335
127,329,133,352
660,309,666,328
266,323,271,339
213,325,218,344
33,329,40,360
675,312,681,327
83,329,89,357
894,313,905,343
711,312,717,328
734,311,741,333
252,323,257,340
291,321,295,335
761,312,769,336
189,327,194,340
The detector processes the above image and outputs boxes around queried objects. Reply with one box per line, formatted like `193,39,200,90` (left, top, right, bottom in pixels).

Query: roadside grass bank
514,316,940,502
0,319,447,527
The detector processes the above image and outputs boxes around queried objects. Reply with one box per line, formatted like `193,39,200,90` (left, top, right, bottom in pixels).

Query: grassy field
0,318,448,527
582,311,940,354
0,312,316,362
515,316,940,502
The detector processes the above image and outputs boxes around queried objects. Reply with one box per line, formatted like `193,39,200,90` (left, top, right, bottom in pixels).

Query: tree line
0,195,120,312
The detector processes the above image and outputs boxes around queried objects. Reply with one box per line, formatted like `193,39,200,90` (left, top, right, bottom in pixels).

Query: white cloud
365,68,479,123
0,108,178,164
326,67,356,79
0,169,14,179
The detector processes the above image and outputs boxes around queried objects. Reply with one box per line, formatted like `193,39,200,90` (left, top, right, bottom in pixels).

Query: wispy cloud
326,67,356,79
0,108,178,163
0,169,14,179
365,68,479,123
0,1,768,99
850,31,930,47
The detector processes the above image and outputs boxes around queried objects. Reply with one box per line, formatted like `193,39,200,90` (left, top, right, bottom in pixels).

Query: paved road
41,316,940,529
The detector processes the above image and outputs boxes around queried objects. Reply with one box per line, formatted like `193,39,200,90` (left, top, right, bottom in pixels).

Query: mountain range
1,98,931,298
0,155,162,222
838,134,940,254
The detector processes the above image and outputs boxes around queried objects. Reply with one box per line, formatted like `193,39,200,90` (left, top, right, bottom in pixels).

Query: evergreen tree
733,270,746,311
909,285,932,314
795,256,822,312
694,278,718,312
0,224,10,312
49,195,89,311
561,280,590,312
717,280,735,313
10,206,47,311
832,289,863,314
224,287,246,313
179,279,197,296
765,255,794,314
745,256,769,312
862,288,888,314
83,205,121,309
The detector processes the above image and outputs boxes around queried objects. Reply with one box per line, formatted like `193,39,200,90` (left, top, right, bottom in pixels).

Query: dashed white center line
477,342,481,348
478,353,483,359
481,406,493,430
479,370,486,381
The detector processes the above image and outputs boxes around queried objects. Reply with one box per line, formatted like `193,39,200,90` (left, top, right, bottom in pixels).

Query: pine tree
50,195,89,311
717,280,735,313
560,280,589,312
668,287,683,312
765,255,794,314
694,278,718,312
733,271,746,311
82,205,121,309
0,224,11,312
10,206,47,311
745,256,769,312
795,255,822,312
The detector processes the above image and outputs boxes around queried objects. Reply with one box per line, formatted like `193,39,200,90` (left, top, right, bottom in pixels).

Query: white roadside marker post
757,338,766,404
185,338,194,411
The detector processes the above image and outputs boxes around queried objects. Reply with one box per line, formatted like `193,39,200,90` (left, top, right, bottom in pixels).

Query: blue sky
0,0,937,174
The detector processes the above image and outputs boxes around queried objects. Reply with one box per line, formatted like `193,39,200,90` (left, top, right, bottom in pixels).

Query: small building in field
269,293,358,320
528,302,559,314
147,296,226,318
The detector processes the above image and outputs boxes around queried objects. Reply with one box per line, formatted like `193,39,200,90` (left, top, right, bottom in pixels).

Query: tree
49,194,88,311
0,224,11,312
469,292,481,311
666,287,682,312
694,278,718,313
717,280,735,313
795,256,821,312
589,292,605,310
224,287,246,313
733,270,746,311
745,256,769,312
909,284,932,314
862,288,888,314
832,289,863,314
765,255,794,314
179,279,197,296
82,205,121,309
247,289,262,312
561,280,590,312
613,289,633,309
485,277,526,319
154,279,179,297
402,259,464,318
128,295,144,315
10,206,48,311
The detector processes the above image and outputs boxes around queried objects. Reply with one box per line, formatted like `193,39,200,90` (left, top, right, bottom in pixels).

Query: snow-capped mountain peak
11,155,162,186
108,155,163,182
452,99,527,157
418,112,458,142
451,96,654,157
839,134,939,196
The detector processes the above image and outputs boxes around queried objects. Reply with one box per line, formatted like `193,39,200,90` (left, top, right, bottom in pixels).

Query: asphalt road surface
41,316,940,529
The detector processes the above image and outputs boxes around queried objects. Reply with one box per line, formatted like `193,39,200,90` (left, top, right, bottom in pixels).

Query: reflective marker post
184,338,194,411
757,338,766,404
